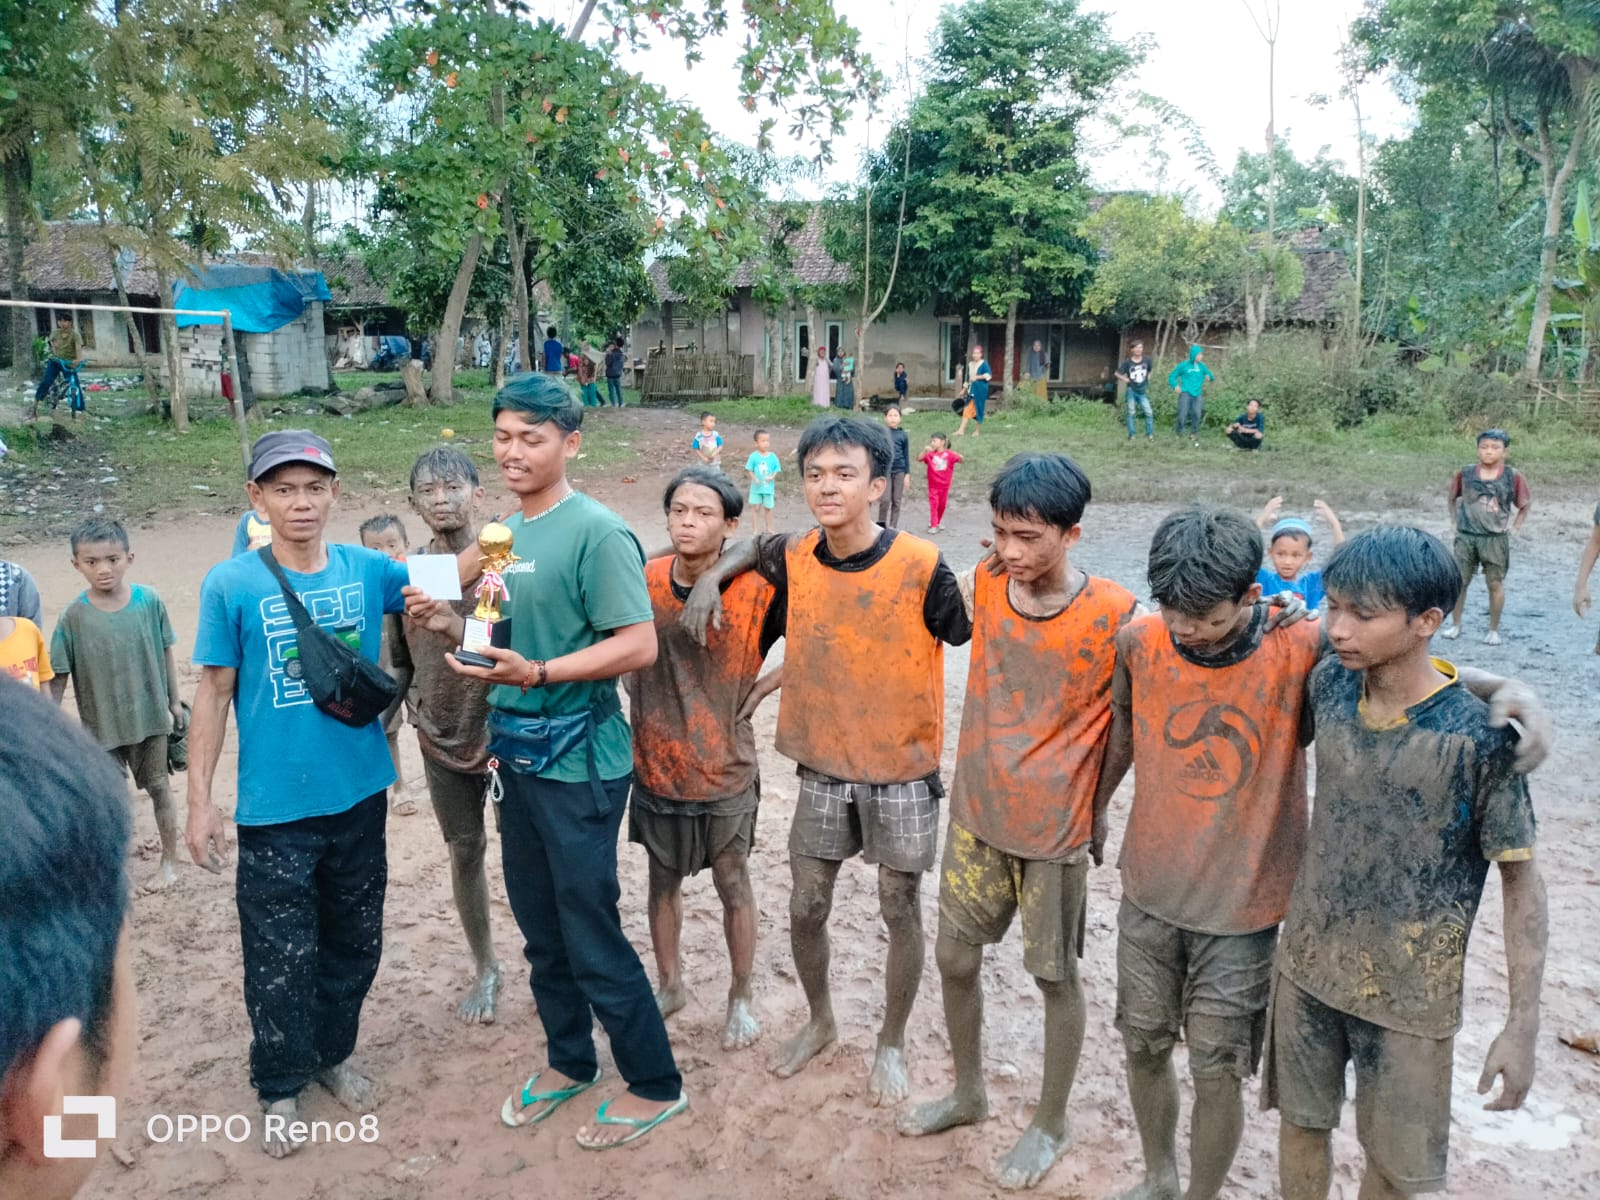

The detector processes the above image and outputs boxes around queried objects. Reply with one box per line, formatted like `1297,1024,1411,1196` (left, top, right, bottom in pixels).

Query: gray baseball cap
248,430,338,481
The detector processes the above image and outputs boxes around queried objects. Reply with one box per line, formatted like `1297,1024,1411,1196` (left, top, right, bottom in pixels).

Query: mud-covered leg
647,853,689,1018
993,973,1085,1189
712,847,760,1049
1279,1121,1333,1200
448,833,502,1023
899,932,987,1135
772,855,841,1077
1111,1044,1182,1200
870,865,923,1105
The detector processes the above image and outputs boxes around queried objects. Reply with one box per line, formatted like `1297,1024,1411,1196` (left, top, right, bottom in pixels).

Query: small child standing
1254,497,1345,615
692,411,725,470
47,517,182,889
744,429,781,533
1270,525,1545,1200
879,406,911,529
0,610,52,690
359,514,417,816
919,433,962,533
894,362,909,403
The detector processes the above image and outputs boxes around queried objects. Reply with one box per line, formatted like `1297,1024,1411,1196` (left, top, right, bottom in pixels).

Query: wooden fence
639,349,755,404
1523,382,1600,429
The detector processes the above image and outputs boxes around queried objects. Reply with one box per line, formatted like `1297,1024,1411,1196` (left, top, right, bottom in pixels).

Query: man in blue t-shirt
542,325,565,374
186,430,408,1158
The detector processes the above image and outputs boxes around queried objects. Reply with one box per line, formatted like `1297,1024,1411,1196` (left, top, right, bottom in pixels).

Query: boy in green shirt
49,516,184,892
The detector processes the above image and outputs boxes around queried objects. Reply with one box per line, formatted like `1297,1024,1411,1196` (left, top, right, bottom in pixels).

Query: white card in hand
406,554,463,601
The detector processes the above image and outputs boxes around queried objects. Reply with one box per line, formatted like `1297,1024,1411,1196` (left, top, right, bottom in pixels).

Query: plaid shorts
789,767,939,873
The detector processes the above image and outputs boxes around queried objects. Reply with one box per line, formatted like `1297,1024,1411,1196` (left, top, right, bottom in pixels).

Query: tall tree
895,0,1140,398
1359,0,1599,380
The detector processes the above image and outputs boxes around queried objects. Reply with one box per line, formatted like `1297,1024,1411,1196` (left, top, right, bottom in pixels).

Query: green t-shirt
50,584,175,749
489,492,652,783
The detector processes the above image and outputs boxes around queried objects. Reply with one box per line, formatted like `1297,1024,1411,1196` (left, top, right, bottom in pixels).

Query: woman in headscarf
810,345,832,408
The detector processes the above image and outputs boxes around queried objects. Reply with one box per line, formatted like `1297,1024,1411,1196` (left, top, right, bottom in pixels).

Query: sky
602,0,1418,209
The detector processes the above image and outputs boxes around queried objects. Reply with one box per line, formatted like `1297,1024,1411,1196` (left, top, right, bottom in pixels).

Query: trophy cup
453,522,518,669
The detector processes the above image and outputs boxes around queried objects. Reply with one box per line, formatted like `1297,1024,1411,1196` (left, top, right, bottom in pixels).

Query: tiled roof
1280,226,1348,324
0,221,162,296
648,206,849,301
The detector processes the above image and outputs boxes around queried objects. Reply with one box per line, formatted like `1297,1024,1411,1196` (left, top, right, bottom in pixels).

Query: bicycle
38,357,89,417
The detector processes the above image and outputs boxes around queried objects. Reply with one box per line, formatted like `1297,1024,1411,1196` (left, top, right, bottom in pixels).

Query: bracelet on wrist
520,659,548,693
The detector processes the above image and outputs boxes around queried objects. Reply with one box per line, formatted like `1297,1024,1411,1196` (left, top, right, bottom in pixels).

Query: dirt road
11,407,1595,1200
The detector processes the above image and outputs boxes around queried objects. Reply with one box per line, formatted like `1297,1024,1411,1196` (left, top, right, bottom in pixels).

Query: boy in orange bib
898,453,1137,1190
682,415,972,1105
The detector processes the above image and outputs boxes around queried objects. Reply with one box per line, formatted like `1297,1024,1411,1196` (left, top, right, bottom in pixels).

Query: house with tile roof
629,206,1352,401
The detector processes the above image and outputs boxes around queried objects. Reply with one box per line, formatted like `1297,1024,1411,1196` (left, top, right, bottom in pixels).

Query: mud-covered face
1159,588,1261,650
410,468,481,537
990,512,1079,585
1477,438,1507,468
667,482,737,558
1269,534,1313,581
802,443,884,530
1323,589,1441,671
71,541,132,594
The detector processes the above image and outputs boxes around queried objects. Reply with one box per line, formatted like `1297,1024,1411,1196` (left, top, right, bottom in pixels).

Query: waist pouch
487,695,621,810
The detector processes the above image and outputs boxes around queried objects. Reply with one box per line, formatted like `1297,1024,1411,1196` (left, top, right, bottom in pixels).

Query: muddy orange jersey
776,527,944,783
1116,609,1321,934
628,556,779,800
951,570,1137,860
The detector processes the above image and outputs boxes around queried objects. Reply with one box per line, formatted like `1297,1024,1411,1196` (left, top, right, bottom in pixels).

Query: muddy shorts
111,733,169,793
629,782,759,877
937,822,1088,982
1453,532,1509,584
1264,973,1453,1194
790,767,939,873
421,756,495,845
1114,897,1276,1079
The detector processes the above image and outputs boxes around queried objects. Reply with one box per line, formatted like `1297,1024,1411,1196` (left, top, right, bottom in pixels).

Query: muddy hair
0,679,130,1077
796,414,891,481
1147,503,1263,614
70,516,130,555
989,452,1091,531
663,466,744,520
409,445,480,490
1322,525,1461,619
491,372,583,432
358,513,408,544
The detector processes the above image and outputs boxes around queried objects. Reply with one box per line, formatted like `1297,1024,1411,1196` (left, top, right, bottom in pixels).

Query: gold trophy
453,522,518,669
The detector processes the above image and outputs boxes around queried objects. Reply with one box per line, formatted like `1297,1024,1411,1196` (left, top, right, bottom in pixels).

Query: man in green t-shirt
406,374,687,1150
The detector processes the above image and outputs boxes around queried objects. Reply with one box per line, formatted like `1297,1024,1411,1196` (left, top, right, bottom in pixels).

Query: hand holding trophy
453,521,517,669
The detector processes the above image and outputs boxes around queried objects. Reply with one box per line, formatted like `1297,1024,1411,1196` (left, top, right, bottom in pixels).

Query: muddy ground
10,406,1596,1199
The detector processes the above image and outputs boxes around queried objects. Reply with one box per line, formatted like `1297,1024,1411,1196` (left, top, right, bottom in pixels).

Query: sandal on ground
576,1094,689,1150
501,1069,602,1128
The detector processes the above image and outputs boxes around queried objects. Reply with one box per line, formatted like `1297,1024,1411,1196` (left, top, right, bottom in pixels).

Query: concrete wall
168,305,331,399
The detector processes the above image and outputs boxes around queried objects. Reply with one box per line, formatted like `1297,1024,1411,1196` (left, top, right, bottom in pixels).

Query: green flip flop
576,1094,689,1150
500,1069,601,1128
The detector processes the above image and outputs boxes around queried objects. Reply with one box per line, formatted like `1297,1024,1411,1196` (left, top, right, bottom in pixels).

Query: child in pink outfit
918,434,962,532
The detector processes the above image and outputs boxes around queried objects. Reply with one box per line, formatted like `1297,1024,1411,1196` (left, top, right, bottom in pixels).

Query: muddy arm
1478,857,1547,1111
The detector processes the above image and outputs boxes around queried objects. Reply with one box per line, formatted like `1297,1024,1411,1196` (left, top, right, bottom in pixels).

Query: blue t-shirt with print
1257,566,1325,615
194,544,408,825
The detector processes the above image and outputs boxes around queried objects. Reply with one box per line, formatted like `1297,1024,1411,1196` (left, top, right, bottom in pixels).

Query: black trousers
499,770,682,1101
236,792,387,1103
1228,430,1263,450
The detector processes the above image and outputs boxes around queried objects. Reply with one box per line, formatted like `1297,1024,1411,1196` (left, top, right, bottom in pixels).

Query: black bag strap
256,546,316,633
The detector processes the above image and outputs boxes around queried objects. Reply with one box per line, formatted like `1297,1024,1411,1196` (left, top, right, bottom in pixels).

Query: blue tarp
172,264,333,334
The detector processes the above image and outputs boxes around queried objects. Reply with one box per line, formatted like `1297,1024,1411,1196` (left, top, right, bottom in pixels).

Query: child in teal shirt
745,429,781,533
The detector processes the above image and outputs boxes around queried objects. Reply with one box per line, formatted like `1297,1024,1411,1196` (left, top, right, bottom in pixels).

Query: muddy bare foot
457,964,502,1024
141,859,179,894
771,1017,837,1078
261,1097,302,1159
316,1060,376,1111
656,977,688,1019
1109,1173,1181,1200
868,1042,910,1106
995,1125,1069,1190
897,1090,988,1137
722,995,760,1050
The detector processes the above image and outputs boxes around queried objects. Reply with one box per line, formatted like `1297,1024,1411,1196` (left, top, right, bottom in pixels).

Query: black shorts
628,783,758,877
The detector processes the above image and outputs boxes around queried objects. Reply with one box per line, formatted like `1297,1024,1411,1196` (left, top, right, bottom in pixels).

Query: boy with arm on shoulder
628,467,783,1051
1270,526,1547,1200
899,453,1138,1191
680,414,972,1105
48,517,184,892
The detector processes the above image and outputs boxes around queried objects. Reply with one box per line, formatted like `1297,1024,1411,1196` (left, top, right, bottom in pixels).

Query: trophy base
456,614,512,671
451,649,499,670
